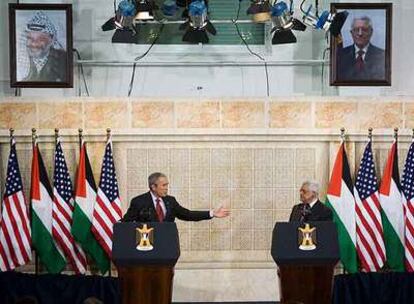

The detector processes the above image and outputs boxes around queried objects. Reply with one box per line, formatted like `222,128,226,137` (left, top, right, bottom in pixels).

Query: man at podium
289,180,333,222
122,172,230,222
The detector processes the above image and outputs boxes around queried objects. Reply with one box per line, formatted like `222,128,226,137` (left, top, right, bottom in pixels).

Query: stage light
247,0,271,23
302,4,348,37
135,0,159,21
270,1,306,44
180,0,216,44
162,0,179,17
101,0,137,31
115,0,137,28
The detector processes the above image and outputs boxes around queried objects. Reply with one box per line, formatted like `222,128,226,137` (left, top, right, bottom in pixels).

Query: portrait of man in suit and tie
330,3,392,86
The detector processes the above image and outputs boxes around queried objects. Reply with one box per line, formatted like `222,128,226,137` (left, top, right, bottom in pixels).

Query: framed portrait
9,4,73,88
330,3,392,86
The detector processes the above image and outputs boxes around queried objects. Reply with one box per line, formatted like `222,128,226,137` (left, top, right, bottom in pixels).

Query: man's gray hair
351,16,373,30
148,172,167,188
302,180,319,195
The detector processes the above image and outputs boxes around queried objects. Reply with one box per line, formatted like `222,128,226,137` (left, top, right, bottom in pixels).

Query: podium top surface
271,221,340,266
112,222,180,266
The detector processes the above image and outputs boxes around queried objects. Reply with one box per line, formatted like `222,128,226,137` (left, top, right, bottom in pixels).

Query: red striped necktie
155,198,164,222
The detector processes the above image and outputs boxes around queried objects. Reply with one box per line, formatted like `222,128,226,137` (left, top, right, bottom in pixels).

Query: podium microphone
139,208,154,222
300,204,312,223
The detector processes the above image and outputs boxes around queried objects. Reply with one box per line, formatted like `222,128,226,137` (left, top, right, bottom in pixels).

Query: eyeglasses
351,27,371,35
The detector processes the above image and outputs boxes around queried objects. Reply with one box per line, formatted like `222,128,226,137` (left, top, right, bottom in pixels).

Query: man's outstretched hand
212,206,230,218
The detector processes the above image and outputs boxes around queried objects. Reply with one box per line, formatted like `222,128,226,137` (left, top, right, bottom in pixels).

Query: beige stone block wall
0,96,413,302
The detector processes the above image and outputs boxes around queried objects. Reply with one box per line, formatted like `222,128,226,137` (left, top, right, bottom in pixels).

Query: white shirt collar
150,191,167,214
309,198,318,209
354,43,370,60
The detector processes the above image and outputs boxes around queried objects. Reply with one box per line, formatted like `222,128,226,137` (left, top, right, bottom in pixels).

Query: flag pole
394,127,398,141
55,128,59,145
340,127,345,143
368,127,373,142
106,128,111,142
9,128,14,146
31,128,39,275
78,128,83,151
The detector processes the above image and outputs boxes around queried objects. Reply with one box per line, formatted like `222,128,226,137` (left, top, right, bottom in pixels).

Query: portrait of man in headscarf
15,10,68,83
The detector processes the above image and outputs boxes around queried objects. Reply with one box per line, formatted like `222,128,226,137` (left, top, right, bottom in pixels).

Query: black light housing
180,0,216,43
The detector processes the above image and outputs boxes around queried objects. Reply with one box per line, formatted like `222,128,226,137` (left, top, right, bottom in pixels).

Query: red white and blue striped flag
0,137,31,271
91,136,122,258
52,137,87,274
354,141,386,271
402,140,414,272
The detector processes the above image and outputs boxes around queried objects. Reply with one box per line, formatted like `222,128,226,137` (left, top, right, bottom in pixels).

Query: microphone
300,203,312,223
139,208,154,222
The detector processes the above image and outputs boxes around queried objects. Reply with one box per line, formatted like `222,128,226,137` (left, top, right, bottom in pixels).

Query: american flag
354,141,386,271
91,136,122,258
402,140,414,272
0,138,31,271
52,138,87,274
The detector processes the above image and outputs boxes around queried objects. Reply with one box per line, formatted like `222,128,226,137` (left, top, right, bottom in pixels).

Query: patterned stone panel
231,188,253,209
232,167,253,188
231,230,253,250
231,210,253,230
190,229,211,251
189,187,210,209
211,214,231,230
253,229,272,250
148,148,169,174
211,229,231,250
254,209,274,230
211,188,231,211
127,148,148,169
273,149,295,187
274,188,296,210
190,149,210,189
253,188,273,209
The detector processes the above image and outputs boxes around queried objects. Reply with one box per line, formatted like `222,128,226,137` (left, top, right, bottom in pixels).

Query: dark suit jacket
122,191,211,222
337,44,385,81
289,200,333,222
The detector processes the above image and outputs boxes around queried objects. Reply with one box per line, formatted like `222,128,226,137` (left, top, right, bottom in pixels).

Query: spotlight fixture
102,0,137,31
135,0,159,21
162,0,179,17
247,0,271,23
179,0,216,44
270,1,306,44
302,4,348,37
115,0,137,29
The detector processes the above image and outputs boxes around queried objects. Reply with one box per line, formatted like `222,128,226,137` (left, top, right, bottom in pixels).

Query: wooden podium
113,222,180,304
271,222,339,304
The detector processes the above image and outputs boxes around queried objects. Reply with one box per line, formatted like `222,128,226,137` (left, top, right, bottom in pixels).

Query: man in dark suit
122,172,230,222
337,16,385,81
289,181,333,222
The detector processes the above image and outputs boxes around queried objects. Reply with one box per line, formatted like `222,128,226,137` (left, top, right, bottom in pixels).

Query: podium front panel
271,221,340,265
112,222,180,266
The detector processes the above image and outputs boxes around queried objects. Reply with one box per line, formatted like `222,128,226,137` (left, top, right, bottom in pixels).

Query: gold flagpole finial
394,127,399,140
78,128,83,151
31,128,37,144
368,128,373,141
106,128,111,141
340,127,346,141
9,128,14,138
54,128,59,143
